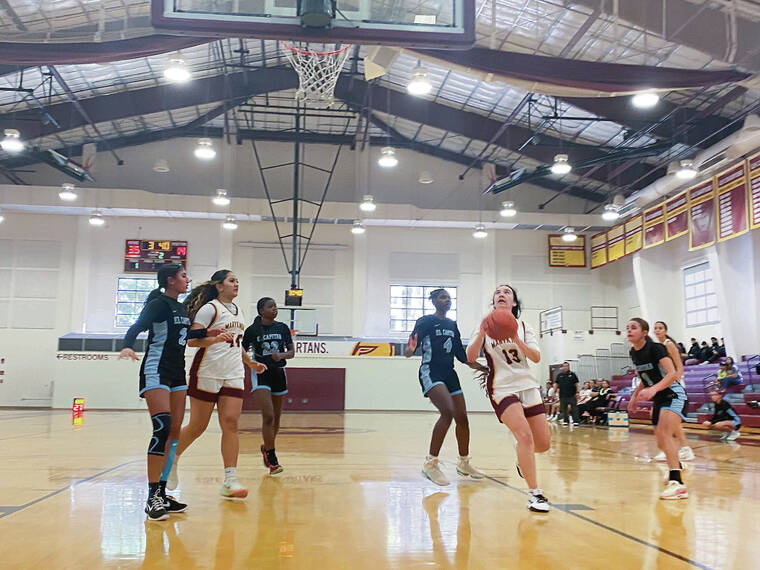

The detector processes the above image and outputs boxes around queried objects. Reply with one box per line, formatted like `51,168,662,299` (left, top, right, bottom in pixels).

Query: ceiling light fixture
359,195,376,212
418,171,434,184
59,183,78,201
351,221,366,235
631,91,659,109
88,211,105,226
562,227,577,242
194,138,216,160
675,159,698,180
601,204,620,221
222,216,238,230
378,146,398,168
163,56,192,83
499,201,517,217
153,158,170,173
407,65,432,96
1,129,24,153
472,224,488,239
213,189,230,206
550,153,572,175
0,209,4,223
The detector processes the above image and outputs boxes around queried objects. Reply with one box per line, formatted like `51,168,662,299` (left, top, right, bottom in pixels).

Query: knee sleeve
148,412,172,456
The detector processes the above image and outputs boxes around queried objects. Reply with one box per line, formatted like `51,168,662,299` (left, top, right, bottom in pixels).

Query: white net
284,43,352,107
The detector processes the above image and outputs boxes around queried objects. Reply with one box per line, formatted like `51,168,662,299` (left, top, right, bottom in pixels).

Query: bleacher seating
609,360,759,428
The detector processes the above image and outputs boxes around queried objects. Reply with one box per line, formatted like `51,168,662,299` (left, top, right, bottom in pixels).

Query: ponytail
144,263,184,306
183,269,231,321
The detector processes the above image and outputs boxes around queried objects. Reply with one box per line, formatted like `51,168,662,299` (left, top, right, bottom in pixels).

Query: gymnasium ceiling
1,0,760,214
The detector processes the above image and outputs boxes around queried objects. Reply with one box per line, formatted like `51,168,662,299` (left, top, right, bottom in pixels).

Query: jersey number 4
443,338,453,354
502,348,521,364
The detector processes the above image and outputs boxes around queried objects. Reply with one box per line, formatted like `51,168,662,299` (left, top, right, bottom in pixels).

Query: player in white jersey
466,284,551,512
168,270,266,499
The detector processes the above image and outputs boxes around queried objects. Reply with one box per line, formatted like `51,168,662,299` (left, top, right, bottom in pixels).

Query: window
115,277,190,328
683,262,719,327
389,285,457,333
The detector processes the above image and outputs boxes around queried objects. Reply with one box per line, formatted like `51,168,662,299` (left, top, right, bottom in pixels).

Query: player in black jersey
702,390,742,441
242,297,295,474
405,288,486,486
627,318,689,500
119,264,222,521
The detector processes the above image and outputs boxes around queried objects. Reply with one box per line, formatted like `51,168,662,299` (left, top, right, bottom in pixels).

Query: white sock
426,455,438,463
458,455,470,462
224,467,237,482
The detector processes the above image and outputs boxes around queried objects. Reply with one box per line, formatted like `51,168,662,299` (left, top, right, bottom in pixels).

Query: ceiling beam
0,67,298,139
568,0,760,73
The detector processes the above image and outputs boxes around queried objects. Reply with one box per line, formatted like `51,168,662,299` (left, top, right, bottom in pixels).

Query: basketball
483,308,519,341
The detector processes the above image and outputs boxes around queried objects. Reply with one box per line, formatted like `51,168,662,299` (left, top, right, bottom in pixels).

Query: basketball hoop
283,42,352,107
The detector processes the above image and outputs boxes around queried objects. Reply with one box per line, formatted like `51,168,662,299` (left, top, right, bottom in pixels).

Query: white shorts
491,387,545,420
188,375,245,402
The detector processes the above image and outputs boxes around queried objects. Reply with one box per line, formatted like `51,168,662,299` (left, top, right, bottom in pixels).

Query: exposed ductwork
629,114,760,210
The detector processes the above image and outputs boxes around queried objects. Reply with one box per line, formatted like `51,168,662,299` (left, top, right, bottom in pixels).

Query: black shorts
139,371,187,397
253,367,288,396
651,384,688,425
419,369,462,397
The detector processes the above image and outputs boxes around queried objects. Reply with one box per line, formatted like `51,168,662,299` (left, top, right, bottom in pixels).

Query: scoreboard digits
124,239,189,272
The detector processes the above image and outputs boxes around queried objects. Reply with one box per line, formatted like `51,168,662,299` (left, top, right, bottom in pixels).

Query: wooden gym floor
1,409,759,569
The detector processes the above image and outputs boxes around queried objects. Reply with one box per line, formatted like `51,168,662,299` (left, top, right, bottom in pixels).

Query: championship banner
748,152,760,230
548,234,586,268
643,203,665,249
715,163,748,242
688,179,716,251
590,232,608,269
606,224,625,262
665,191,689,241
624,215,643,255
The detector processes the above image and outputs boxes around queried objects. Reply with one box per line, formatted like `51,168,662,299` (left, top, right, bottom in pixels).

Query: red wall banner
688,180,716,251
643,203,666,249
715,163,748,242
665,191,689,241
748,151,760,231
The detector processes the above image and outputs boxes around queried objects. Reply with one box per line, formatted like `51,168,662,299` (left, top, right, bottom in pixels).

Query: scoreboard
124,240,188,272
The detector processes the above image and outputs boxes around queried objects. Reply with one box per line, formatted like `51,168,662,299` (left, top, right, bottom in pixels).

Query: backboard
151,0,475,48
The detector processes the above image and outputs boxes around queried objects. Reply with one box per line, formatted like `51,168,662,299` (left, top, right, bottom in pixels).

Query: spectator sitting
702,390,741,441
717,337,726,358
588,380,615,424
545,381,560,421
718,357,742,390
710,337,722,359
685,338,702,365
699,341,720,364
676,342,688,363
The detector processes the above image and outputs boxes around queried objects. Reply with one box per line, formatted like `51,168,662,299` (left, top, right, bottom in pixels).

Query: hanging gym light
378,147,398,168
551,154,572,175
407,66,432,96
499,201,517,217
472,224,488,239
562,227,577,242
213,189,230,206
89,211,105,226
222,216,238,230
631,91,659,109
359,195,377,212
675,160,698,180
1,129,24,153
351,221,366,235
601,204,620,221
194,138,216,160
164,56,192,83
59,183,78,201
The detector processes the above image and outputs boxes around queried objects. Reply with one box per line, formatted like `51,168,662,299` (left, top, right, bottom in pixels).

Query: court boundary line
0,461,136,520
484,475,713,570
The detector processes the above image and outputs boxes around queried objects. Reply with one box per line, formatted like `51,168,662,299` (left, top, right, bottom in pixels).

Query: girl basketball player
466,284,551,512
404,288,486,486
242,297,295,475
169,270,267,499
652,321,695,462
119,264,218,521
626,318,689,500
